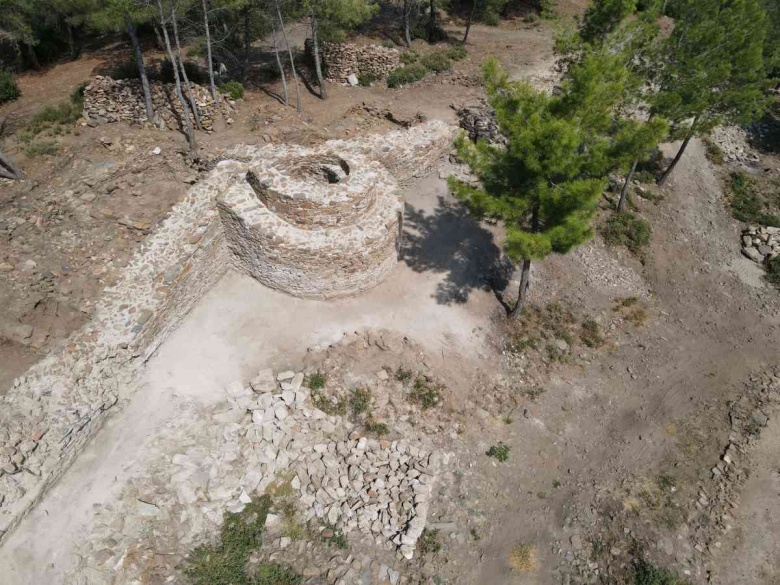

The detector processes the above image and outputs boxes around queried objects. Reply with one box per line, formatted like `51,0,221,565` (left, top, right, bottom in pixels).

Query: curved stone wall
217,148,403,299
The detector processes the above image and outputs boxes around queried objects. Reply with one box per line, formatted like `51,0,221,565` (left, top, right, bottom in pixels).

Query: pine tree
449,54,642,317
654,0,770,185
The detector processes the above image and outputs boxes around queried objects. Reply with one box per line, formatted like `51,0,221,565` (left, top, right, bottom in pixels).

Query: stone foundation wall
83,76,236,131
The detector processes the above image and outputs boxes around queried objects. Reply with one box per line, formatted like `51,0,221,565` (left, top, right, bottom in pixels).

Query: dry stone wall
306,41,401,82
0,120,457,547
83,76,236,131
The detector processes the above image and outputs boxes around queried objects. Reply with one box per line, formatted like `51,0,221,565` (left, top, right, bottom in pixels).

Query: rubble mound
741,225,780,264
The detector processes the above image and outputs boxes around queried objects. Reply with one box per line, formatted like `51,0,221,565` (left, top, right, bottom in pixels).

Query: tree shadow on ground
401,196,513,306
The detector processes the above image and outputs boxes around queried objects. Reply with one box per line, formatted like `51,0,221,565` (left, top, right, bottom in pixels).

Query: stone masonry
218,148,403,299
0,120,457,548
306,41,401,82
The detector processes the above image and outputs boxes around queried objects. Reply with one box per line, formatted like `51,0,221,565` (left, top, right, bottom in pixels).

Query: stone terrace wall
306,40,401,82
0,163,238,543
83,76,236,131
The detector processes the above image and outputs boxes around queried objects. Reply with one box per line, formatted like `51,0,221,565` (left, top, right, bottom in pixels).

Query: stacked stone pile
307,41,401,82
710,126,760,165
83,76,236,131
741,225,780,263
456,104,505,146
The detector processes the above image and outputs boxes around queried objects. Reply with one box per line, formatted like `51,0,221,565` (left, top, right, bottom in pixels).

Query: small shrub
539,0,556,19
482,10,501,26
311,388,347,416
765,254,780,287
395,366,413,384
107,60,142,80
321,524,348,549
357,72,378,86
0,70,21,103
220,80,245,100
601,212,652,256
400,50,419,65
382,39,396,48
349,388,372,416
580,319,604,348
21,140,59,157
730,172,780,227
445,45,468,61
633,559,690,585
185,495,273,585
305,371,327,390
421,52,452,73
625,307,648,327
508,543,537,572
386,64,427,88
409,376,441,409
703,137,724,165
486,442,510,462
418,528,442,554
254,563,302,585
614,296,639,308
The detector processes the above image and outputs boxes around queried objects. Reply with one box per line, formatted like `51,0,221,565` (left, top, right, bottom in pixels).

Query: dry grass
508,543,537,572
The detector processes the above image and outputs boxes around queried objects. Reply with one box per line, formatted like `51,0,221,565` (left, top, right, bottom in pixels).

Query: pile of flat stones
710,126,760,165
307,41,401,82
235,368,439,560
456,104,505,146
83,76,236,131
741,225,780,264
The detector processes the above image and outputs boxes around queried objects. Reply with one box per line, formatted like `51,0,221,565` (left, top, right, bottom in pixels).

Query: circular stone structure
217,144,403,299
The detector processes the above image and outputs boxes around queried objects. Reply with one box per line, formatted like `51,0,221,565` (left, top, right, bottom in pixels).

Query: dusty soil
2,5,780,585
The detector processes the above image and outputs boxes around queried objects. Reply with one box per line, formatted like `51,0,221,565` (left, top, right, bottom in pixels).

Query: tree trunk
67,24,79,60
243,4,251,83
428,0,436,42
617,159,637,212
311,10,328,100
658,115,698,186
169,0,203,130
0,150,22,180
202,0,218,103
509,259,532,318
271,17,289,106
26,43,40,70
463,0,477,44
155,3,197,150
403,0,412,46
275,0,301,113
125,14,155,123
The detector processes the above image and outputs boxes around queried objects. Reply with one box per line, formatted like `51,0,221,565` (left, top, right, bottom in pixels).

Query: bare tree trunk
124,13,155,123
428,0,436,42
403,0,413,46
243,4,251,83
658,115,698,186
271,17,289,106
310,10,327,100
463,0,477,44
617,159,637,212
169,0,203,130
0,150,22,180
201,0,218,103
275,0,301,113
25,43,40,69
155,2,197,151
509,259,531,318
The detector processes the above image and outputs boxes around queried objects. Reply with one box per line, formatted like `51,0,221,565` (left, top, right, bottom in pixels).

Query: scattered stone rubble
709,126,760,165
307,41,401,82
83,76,236,131
455,103,505,146
68,363,442,584
741,225,779,264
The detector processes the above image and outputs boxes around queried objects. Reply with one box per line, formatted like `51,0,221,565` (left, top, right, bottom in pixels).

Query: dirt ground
2,7,780,585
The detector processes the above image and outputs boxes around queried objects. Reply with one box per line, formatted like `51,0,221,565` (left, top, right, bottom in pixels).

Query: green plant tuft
580,319,604,348
486,442,510,462
357,72,378,86
409,376,442,409
633,559,690,585
387,64,427,88
421,51,452,73
445,45,468,61
601,212,652,256
729,172,780,227
220,80,245,100
400,50,419,65
306,371,327,390
418,528,442,554
349,387,372,416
